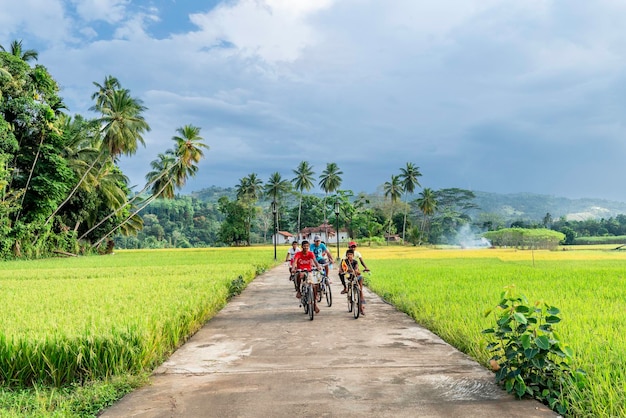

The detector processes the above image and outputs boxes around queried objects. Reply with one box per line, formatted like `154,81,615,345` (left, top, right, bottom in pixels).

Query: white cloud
70,0,129,23
0,0,71,44
187,0,334,62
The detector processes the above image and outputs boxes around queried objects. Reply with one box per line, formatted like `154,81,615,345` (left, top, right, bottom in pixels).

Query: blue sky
2,0,626,201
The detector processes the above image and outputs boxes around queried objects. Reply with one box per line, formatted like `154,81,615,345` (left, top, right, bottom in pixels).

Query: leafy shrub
482,286,585,415
228,275,246,298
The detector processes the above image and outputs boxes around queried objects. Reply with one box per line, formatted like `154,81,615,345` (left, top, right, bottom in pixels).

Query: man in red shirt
291,240,322,313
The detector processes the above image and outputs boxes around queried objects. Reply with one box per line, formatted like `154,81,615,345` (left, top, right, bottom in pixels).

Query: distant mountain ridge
190,186,626,222
472,191,626,221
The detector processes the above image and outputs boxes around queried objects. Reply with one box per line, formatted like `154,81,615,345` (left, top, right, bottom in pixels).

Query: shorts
317,259,328,265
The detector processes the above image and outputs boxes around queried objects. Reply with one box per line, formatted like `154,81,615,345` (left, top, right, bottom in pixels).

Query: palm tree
46,84,150,225
0,40,38,62
399,163,422,243
236,173,263,245
292,161,315,236
319,162,343,237
264,172,291,234
236,173,263,202
416,188,437,245
171,124,208,185
92,128,208,248
383,175,402,244
98,88,150,158
91,75,121,110
81,125,206,242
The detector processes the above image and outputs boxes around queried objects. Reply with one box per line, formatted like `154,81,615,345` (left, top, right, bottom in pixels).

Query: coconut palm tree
416,188,437,245
319,162,343,237
46,84,150,225
92,129,208,248
81,125,206,242
384,175,402,244
264,172,291,234
91,75,121,110
236,173,263,245
399,162,422,243
292,161,315,236
0,40,38,62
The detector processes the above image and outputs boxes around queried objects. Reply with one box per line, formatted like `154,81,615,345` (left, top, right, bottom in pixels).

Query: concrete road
101,266,557,418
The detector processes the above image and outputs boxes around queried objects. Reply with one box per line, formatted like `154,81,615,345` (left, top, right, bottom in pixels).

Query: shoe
296,292,301,299
314,306,320,314
340,288,347,294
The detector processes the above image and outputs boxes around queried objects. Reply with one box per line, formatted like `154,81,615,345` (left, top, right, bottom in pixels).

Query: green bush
482,286,585,415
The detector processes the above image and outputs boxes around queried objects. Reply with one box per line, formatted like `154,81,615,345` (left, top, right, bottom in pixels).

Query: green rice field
1,245,625,416
363,246,626,417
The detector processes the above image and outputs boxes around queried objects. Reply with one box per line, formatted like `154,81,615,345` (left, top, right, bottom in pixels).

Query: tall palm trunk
15,132,45,222
45,152,103,225
402,194,409,243
297,194,303,239
78,168,169,241
92,178,172,248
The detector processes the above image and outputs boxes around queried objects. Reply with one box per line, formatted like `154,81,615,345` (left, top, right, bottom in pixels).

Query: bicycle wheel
301,283,308,314
307,285,314,320
353,284,360,319
316,283,322,303
325,278,332,307
348,283,353,313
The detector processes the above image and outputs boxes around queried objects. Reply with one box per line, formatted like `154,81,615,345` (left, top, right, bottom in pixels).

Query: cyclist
338,241,370,294
285,241,301,281
310,236,335,278
342,249,365,315
291,240,323,313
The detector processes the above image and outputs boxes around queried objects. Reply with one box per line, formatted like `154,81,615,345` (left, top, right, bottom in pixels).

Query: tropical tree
0,40,38,63
416,188,437,244
383,175,402,244
319,162,343,237
399,162,422,242
91,126,207,248
45,80,150,225
292,160,315,236
236,173,263,245
264,172,291,232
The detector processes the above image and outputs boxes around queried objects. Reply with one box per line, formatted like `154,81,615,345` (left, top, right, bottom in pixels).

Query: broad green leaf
545,315,561,324
535,335,550,350
520,333,531,350
546,306,560,315
513,312,528,324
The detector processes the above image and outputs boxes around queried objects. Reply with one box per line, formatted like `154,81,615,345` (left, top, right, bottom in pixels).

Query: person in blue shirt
310,235,335,278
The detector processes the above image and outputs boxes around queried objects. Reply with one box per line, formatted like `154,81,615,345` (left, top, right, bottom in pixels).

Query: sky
2,0,626,201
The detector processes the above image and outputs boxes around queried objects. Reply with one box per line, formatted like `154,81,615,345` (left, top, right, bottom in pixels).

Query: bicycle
317,269,332,307
297,270,316,320
345,273,361,319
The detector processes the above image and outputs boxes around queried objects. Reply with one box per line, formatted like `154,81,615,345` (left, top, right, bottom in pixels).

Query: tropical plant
292,160,315,235
399,162,422,242
264,172,291,231
483,286,584,415
0,40,38,63
416,187,437,244
383,175,402,244
319,162,343,237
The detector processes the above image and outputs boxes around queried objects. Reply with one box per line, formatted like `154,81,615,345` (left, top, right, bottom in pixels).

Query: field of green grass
1,245,625,417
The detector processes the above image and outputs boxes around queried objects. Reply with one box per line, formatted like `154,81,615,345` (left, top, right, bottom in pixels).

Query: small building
297,223,349,243
272,231,294,245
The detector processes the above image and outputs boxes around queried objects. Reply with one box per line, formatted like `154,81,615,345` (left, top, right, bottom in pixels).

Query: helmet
314,235,321,241
348,241,357,247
